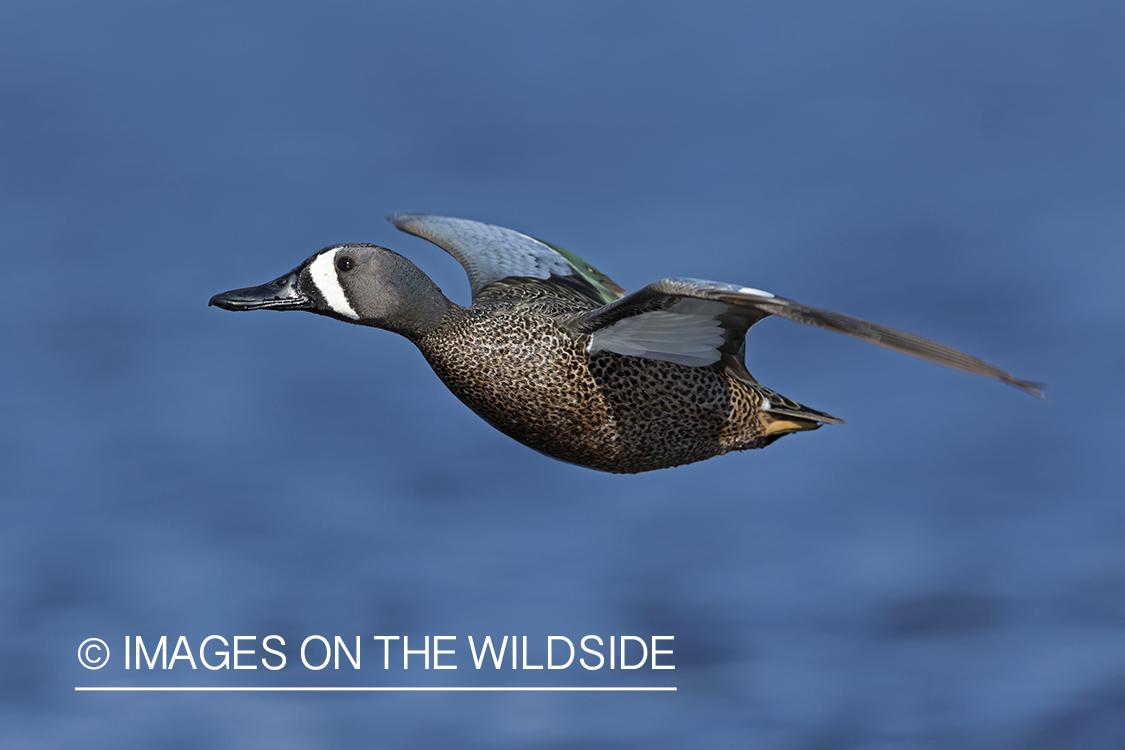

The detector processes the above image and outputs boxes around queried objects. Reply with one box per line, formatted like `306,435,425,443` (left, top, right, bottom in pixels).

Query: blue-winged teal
210,214,1041,473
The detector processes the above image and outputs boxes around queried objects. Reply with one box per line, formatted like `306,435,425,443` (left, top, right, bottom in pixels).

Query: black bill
208,267,310,312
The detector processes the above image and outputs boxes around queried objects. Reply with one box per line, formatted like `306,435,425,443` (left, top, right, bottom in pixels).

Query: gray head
209,244,450,339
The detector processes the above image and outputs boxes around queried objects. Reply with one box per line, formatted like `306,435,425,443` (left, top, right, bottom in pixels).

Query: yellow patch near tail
761,414,824,439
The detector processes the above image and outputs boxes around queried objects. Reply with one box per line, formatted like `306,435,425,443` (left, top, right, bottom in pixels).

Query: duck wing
389,214,625,306
569,277,1044,398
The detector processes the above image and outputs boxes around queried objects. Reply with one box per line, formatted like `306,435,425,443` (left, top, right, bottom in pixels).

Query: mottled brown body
416,293,779,473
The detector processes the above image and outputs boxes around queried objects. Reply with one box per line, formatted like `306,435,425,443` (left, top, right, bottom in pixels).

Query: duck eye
336,256,355,272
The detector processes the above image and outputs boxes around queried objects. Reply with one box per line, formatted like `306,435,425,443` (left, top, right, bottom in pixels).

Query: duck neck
367,254,454,341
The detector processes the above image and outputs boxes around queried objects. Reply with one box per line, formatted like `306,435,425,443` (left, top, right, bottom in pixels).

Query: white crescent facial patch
308,248,360,320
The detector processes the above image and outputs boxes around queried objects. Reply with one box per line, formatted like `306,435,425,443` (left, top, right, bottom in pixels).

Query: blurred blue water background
2,1,1124,747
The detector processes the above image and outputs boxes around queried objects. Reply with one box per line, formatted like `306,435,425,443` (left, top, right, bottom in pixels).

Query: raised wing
388,214,625,305
571,278,1045,398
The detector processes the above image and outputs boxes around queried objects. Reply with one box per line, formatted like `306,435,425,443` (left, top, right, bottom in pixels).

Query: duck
209,214,1042,473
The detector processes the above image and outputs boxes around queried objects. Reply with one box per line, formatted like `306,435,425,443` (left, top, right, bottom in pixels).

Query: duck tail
757,387,844,440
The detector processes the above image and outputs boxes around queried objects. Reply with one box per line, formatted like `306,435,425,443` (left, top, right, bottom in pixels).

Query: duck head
209,243,450,339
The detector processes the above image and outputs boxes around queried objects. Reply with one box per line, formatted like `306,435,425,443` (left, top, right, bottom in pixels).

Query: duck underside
420,315,838,472
579,354,836,471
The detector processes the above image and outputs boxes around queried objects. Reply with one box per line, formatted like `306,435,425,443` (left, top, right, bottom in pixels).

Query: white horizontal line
75,686,676,692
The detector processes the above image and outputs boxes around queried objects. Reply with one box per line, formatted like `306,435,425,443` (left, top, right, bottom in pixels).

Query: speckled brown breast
415,298,773,473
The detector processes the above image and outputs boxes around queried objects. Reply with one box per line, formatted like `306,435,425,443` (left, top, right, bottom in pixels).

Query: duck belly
419,315,769,472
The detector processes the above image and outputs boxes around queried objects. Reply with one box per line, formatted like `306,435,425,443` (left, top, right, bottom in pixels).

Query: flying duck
209,214,1041,473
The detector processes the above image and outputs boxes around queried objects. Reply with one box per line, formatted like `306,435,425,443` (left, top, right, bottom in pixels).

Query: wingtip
387,212,417,228
1013,379,1048,401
